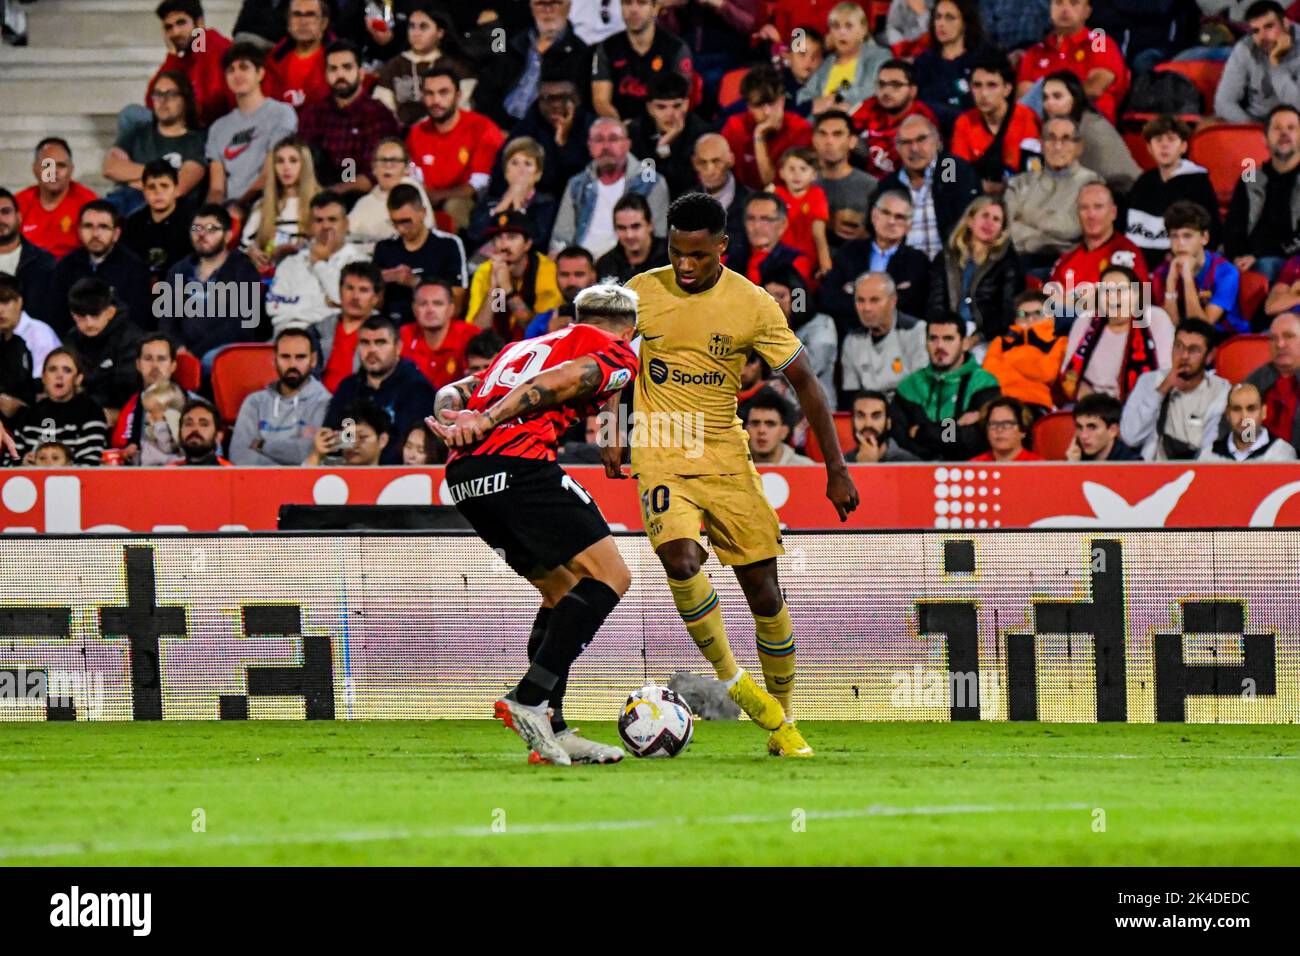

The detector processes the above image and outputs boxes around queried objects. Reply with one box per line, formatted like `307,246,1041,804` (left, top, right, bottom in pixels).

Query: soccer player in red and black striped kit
428,284,639,766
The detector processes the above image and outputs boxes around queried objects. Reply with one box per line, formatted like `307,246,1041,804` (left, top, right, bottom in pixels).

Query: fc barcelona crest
708,333,732,357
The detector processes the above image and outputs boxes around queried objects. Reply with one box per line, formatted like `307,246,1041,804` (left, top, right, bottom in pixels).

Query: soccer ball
617,684,694,758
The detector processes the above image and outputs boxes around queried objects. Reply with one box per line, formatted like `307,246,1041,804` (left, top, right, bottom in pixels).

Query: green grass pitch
2,721,1297,866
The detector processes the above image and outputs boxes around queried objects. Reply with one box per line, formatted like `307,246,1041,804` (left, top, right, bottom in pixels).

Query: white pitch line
0,802,1090,861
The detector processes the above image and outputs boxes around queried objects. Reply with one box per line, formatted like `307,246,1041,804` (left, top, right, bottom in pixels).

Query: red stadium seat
1237,270,1269,327
1214,333,1271,385
211,343,276,425
173,351,201,393
717,67,748,110
1029,410,1076,461
804,412,856,462
865,0,892,33
1155,60,1225,113
1122,130,1157,172
1189,123,1268,216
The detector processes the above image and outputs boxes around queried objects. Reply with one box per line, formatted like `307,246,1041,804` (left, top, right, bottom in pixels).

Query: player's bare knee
657,541,702,580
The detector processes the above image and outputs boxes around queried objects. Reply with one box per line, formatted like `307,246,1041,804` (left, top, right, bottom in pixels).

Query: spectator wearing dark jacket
869,114,981,260
49,200,154,337
61,278,145,415
160,203,266,363
1125,115,1221,270
472,10,592,131
0,188,57,324
323,316,435,465
1224,104,1300,283
487,67,596,200
892,313,1002,460
818,188,932,335
927,195,1024,345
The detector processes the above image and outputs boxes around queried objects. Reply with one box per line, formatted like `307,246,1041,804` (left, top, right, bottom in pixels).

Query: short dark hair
646,71,690,102
467,329,504,361
1266,103,1300,130
744,387,793,427
1098,263,1143,287
1175,317,1218,350
797,26,825,50
138,332,176,359
191,202,232,232
739,64,784,104
877,58,916,85
33,441,73,461
34,137,72,161
668,191,728,236
273,326,316,352
1164,200,1212,235
181,396,220,426
555,245,596,267
79,199,119,228
745,190,787,218
762,266,806,297
324,38,360,65
926,312,964,334
613,192,652,223
0,272,21,302
969,53,1016,89
1073,393,1122,427
0,187,14,208
386,183,424,212
1014,289,1047,309
980,395,1031,434
360,314,400,339
340,260,385,295
67,278,115,318
421,65,461,88
222,41,266,71
141,160,179,185
854,389,890,411
310,191,348,215
155,0,203,19
414,276,456,300
780,146,818,170
344,400,392,439
1245,1,1286,21
1142,113,1192,143
812,109,854,132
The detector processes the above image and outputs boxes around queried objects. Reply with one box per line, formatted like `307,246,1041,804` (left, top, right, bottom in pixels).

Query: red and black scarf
1066,314,1158,402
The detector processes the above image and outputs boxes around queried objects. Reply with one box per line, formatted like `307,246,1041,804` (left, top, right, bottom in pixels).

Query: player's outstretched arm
430,357,606,447
783,350,860,522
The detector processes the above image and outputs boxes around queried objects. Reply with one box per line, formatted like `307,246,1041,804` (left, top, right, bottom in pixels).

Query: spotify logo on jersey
649,358,669,384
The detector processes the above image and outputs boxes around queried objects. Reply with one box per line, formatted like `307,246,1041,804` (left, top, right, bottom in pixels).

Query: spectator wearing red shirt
951,56,1041,192
971,397,1044,461
406,66,506,231
298,40,400,197
720,65,813,190
1015,0,1128,124
725,192,814,286
321,261,385,393
774,148,832,275
850,59,938,180
1242,311,1300,452
1048,182,1149,317
263,0,333,112
15,138,99,260
400,278,481,390
758,0,842,41
146,0,235,129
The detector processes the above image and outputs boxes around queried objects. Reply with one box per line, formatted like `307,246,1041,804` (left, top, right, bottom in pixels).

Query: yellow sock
667,573,738,682
755,604,795,720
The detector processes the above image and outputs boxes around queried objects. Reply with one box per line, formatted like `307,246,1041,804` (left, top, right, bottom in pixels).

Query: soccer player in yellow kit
606,192,859,757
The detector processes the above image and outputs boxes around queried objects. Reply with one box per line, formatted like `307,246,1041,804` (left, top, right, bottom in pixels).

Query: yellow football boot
727,670,785,731
768,721,814,758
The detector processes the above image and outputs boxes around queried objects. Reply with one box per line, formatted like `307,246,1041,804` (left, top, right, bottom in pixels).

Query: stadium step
0,0,238,196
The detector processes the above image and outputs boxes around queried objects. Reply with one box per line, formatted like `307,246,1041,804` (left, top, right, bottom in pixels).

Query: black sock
524,606,565,730
513,579,621,710
526,606,552,661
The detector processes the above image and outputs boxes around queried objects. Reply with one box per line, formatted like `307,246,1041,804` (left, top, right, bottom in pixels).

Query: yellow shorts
636,467,783,566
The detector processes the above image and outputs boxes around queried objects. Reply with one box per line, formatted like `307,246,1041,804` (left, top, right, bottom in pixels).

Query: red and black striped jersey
452,324,638,462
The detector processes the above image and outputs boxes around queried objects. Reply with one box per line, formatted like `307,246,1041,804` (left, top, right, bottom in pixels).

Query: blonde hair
142,380,185,412
574,283,638,327
254,136,320,251
950,195,1010,267
828,1,868,31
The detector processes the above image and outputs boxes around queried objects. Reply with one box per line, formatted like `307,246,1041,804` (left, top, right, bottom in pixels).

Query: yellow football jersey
625,265,804,476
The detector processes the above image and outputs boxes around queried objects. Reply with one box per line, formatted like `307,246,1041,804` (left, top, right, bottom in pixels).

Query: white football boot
494,698,571,766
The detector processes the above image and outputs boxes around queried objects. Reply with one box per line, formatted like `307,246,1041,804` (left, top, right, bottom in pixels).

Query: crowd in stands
3,0,1300,469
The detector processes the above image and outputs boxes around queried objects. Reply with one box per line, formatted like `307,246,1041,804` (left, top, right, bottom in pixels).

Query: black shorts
445,454,612,579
